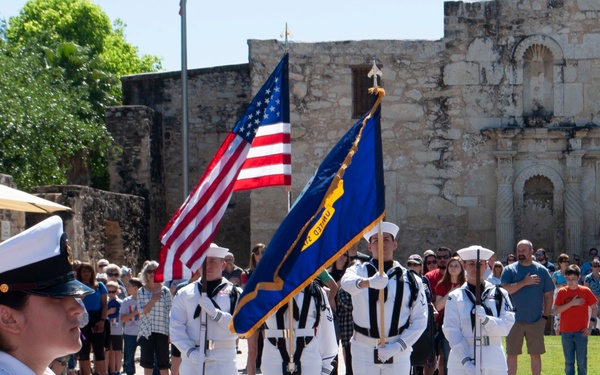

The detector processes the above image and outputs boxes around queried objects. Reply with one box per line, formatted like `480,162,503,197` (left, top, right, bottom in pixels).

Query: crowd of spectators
61,240,600,375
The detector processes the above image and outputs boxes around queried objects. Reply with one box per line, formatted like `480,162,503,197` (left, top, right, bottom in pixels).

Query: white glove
368,273,389,290
320,358,335,375
475,305,489,324
197,295,218,320
377,342,402,362
187,347,205,365
463,360,476,375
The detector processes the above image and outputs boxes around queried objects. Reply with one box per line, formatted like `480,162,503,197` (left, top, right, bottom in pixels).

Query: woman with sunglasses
487,261,504,285
506,254,517,265
137,261,172,375
584,258,600,313
105,263,128,299
76,262,108,375
423,249,438,275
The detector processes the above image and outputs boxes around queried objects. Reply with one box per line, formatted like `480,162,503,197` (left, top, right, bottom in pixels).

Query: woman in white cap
442,246,516,375
0,216,93,375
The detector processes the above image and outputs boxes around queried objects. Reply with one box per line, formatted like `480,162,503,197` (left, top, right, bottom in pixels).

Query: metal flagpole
281,24,297,374
181,0,189,197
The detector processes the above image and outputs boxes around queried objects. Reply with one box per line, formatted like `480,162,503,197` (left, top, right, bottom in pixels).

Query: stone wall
115,66,252,264
107,0,600,265
28,185,148,272
0,179,147,272
246,0,600,262
106,105,165,259
0,175,26,238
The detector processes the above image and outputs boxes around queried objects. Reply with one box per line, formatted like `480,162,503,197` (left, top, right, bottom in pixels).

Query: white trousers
350,337,411,375
179,347,237,375
261,337,322,375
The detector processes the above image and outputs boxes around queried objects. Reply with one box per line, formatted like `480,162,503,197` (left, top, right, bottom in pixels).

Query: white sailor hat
205,243,229,259
0,216,93,297
363,222,400,242
457,245,495,261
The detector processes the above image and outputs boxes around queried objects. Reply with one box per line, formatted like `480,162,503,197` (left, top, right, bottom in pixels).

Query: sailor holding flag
341,222,428,374
169,243,242,375
442,246,515,374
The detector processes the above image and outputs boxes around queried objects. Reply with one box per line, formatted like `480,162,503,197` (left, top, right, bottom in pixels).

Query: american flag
156,54,290,282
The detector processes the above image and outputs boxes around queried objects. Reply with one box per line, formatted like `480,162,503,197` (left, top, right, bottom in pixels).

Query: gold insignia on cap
0,284,8,293
65,241,73,265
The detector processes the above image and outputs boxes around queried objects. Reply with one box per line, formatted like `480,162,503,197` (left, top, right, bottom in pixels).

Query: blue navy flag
231,93,385,336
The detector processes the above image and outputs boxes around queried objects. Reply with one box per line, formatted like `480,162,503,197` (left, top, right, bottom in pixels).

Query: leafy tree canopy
0,0,162,190
0,45,111,190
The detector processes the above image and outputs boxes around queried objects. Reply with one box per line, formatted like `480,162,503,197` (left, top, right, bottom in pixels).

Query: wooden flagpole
286,186,296,373
378,221,386,347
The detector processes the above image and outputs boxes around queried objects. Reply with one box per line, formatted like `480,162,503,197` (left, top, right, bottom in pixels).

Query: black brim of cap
26,279,94,297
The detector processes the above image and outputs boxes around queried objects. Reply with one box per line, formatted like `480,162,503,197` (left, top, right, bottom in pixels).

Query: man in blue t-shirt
501,239,555,375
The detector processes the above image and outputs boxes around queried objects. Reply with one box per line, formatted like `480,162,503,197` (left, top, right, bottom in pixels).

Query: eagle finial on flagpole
280,23,293,52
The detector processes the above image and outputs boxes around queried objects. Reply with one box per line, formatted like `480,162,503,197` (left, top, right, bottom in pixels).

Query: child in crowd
120,278,143,375
554,265,598,375
106,280,124,375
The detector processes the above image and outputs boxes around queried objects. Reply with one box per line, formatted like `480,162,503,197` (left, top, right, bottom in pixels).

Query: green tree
6,0,162,103
0,45,112,190
1,0,162,189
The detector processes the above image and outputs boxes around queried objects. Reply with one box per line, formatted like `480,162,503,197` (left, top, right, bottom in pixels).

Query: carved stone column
495,151,517,253
564,151,585,254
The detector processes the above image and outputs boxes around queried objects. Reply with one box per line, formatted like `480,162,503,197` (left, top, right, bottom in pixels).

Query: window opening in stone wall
523,44,554,126
522,176,554,253
352,66,380,119
105,220,124,266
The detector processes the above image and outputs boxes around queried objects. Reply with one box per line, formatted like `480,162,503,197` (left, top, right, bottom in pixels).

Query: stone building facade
109,0,600,265
0,174,148,270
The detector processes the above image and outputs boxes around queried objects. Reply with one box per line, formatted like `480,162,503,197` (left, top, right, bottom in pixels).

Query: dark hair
564,264,581,277
557,253,569,264
128,277,143,288
423,254,437,274
437,246,452,255
76,262,98,288
249,243,265,271
535,248,548,261
0,291,30,351
436,257,465,289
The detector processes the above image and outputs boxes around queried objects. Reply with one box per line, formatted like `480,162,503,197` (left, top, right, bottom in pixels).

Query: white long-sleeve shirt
442,281,516,372
341,260,428,350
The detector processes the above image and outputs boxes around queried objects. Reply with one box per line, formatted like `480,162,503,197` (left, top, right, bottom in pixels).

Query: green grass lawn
509,335,600,374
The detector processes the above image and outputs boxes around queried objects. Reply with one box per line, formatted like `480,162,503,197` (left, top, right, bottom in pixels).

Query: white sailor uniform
341,260,428,375
170,277,241,375
0,352,54,375
442,281,516,375
262,281,338,375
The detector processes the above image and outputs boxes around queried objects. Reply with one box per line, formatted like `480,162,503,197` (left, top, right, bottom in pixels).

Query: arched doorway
522,176,554,251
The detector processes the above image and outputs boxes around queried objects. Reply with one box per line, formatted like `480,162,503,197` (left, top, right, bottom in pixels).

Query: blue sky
0,0,451,72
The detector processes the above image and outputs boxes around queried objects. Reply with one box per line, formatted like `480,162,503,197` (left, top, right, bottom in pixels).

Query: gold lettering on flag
301,179,344,251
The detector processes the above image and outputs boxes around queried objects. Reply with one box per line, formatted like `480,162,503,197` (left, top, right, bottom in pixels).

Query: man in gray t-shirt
501,239,555,375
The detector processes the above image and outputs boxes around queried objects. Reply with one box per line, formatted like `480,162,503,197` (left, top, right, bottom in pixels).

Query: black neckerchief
371,259,395,273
